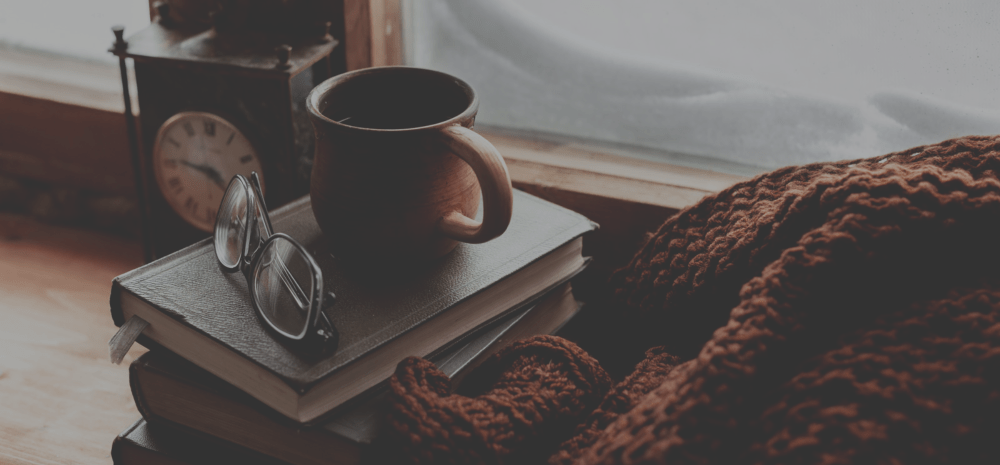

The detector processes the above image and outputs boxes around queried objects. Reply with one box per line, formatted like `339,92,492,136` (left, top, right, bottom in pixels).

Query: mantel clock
111,1,342,260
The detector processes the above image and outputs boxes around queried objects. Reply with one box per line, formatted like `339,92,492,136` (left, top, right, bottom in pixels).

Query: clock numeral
168,177,183,194
226,132,236,145
204,121,216,137
183,122,195,137
240,154,254,164
185,196,200,215
206,206,217,225
167,137,181,148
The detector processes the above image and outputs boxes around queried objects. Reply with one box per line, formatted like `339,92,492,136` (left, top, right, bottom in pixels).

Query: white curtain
409,0,1000,170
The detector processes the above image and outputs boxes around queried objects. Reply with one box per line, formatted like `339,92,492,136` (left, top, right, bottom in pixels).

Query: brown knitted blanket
381,135,1000,464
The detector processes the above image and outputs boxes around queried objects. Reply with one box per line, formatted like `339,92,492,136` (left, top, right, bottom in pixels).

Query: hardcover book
129,284,580,465
110,190,595,423
112,418,288,465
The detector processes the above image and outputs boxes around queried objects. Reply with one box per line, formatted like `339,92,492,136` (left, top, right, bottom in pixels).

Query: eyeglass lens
215,179,249,269
253,237,315,338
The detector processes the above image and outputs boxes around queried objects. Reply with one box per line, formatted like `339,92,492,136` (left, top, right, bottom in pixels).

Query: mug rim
306,66,480,133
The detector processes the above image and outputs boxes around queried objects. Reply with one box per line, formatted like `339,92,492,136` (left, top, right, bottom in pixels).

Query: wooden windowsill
0,49,753,208
0,47,137,114
480,127,747,211
0,48,139,197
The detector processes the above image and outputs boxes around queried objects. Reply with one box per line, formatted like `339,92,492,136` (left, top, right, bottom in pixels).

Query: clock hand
179,160,227,190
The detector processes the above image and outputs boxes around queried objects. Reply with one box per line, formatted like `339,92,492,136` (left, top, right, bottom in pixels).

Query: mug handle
434,125,513,244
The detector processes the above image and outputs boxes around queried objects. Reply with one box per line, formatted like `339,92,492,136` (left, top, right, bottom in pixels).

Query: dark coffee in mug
307,67,513,267
319,71,471,130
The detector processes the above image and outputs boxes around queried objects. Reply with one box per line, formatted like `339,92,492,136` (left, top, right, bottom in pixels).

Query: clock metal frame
111,13,341,260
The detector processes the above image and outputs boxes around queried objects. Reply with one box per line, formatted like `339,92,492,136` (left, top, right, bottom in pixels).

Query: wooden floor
0,214,146,465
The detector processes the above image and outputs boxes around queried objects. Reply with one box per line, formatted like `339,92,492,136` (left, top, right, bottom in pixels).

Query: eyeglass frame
214,172,338,353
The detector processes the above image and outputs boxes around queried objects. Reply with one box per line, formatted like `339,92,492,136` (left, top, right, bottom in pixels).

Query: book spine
113,418,293,465
110,418,144,465
128,359,157,423
110,279,126,327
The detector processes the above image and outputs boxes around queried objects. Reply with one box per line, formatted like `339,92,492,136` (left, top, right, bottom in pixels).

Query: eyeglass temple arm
250,171,274,236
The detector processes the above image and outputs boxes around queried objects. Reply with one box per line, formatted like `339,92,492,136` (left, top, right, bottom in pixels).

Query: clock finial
276,45,292,69
111,26,127,51
321,21,333,43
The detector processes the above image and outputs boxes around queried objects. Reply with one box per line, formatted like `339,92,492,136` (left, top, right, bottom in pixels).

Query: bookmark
108,315,149,364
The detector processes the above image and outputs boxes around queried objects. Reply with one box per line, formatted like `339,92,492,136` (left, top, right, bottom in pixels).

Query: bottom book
122,282,581,465
112,418,288,465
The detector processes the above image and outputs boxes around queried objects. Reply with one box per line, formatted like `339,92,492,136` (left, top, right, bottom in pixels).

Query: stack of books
107,190,596,464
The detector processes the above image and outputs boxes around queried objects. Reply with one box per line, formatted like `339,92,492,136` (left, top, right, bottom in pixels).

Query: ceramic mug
306,66,513,265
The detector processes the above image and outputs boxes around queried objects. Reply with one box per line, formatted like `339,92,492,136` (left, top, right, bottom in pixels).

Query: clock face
152,112,265,232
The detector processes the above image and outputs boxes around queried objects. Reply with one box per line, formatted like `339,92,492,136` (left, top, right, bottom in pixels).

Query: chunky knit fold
383,336,612,464
383,136,1000,465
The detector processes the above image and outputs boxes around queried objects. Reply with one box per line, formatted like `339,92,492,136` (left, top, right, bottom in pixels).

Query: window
0,0,148,64
408,0,1000,171
0,0,148,112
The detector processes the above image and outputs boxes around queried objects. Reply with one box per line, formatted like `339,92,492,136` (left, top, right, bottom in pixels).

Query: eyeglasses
214,172,337,353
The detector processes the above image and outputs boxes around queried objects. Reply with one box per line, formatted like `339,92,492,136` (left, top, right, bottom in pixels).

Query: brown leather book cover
111,418,289,465
110,190,595,423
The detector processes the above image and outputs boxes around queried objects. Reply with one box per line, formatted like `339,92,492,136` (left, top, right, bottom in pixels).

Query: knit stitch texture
384,135,1000,464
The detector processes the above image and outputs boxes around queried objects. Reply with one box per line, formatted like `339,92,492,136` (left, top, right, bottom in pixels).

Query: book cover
130,284,581,465
110,190,595,423
112,418,289,465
